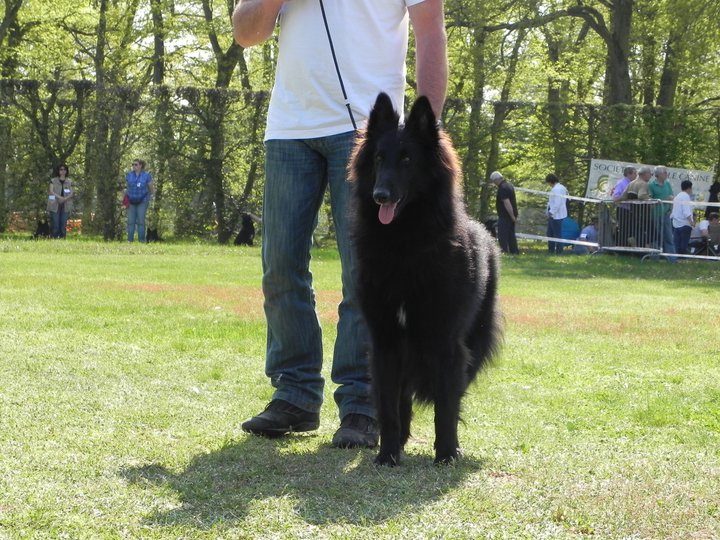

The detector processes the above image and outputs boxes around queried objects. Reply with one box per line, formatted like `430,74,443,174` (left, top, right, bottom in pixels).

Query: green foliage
3,0,720,234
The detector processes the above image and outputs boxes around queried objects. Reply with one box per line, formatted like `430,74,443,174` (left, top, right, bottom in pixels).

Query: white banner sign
585,159,715,202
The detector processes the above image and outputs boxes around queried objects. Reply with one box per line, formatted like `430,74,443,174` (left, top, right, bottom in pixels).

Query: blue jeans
673,225,692,255
497,216,519,254
657,213,676,259
50,210,69,239
262,132,372,420
547,218,564,254
127,199,149,242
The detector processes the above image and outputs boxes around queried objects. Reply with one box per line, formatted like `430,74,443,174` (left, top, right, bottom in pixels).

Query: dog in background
349,92,502,466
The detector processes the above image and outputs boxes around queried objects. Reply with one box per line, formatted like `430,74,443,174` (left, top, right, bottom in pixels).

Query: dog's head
350,92,458,226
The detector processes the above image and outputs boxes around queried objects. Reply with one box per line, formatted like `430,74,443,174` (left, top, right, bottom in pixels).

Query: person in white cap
490,171,519,254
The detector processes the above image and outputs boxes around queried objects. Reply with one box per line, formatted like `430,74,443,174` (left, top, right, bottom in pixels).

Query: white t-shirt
671,191,694,228
690,220,709,239
547,183,569,220
265,0,425,141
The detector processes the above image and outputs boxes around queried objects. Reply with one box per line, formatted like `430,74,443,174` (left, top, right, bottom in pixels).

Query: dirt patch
110,282,342,324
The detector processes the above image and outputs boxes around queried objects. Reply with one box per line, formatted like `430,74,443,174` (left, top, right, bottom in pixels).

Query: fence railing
513,187,719,261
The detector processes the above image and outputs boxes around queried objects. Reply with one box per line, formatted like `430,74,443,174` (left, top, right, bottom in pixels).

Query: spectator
47,164,74,239
545,173,568,254
688,213,715,254
490,171,519,254
708,213,720,253
648,165,675,257
125,159,154,243
621,165,651,201
233,0,448,447
705,179,719,220
612,166,636,246
621,165,652,247
612,166,636,203
670,180,694,255
573,217,599,254
561,215,580,251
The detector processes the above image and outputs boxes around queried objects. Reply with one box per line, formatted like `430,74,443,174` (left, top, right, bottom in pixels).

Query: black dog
146,228,160,243
33,218,51,239
234,213,256,246
349,93,502,465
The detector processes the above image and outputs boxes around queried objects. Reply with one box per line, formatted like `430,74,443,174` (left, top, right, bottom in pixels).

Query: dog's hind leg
432,348,466,464
399,385,413,447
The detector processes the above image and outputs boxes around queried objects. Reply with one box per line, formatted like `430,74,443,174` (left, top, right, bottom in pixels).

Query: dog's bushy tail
466,244,502,383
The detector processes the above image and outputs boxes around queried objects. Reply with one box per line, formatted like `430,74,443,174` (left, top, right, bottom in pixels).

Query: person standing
670,180,694,255
705,179,720,220
648,165,675,256
125,159,154,243
47,164,74,239
545,173,568,254
612,166,636,246
490,171,519,254
620,165,652,247
232,0,448,447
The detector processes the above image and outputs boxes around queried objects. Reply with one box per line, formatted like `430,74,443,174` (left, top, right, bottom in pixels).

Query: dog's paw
374,452,399,467
434,448,461,465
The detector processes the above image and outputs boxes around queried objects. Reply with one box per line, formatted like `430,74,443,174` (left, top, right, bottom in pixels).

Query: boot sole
242,421,319,438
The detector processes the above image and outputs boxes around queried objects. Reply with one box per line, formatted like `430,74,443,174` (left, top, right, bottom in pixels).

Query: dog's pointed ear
367,92,399,138
405,96,438,143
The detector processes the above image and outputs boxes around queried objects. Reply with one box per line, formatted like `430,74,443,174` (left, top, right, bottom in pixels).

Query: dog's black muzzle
373,187,392,205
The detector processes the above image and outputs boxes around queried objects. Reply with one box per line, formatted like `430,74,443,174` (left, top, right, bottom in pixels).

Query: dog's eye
401,156,411,164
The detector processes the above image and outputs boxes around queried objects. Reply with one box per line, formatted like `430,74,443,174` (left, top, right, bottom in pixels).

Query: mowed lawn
1,239,719,539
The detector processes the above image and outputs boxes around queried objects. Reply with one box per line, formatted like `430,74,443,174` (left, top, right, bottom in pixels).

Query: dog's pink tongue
378,203,397,225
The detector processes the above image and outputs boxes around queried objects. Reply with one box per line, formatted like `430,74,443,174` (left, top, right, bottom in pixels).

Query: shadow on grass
121,435,483,529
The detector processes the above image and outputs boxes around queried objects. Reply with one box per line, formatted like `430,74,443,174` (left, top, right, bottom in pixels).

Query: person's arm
147,174,155,196
502,199,516,222
232,0,285,48
684,197,695,225
612,183,625,203
409,0,447,119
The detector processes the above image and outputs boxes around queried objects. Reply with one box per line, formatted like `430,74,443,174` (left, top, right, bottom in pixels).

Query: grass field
1,238,719,539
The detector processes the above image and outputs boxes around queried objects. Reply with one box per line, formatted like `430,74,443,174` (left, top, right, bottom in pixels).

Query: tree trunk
545,34,576,184
604,0,633,106
149,0,169,234
461,29,486,219
482,29,524,220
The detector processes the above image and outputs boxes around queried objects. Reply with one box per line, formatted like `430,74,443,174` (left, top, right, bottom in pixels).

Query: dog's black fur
146,228,160,243
349,93,502,466
234,213,256,246
33,218,51,239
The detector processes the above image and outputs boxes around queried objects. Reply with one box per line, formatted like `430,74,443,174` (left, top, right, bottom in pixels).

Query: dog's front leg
372,347,403,466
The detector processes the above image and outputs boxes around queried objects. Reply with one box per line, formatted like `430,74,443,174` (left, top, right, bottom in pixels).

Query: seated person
573,218,599,254
561,216,580,251
688,214,711,253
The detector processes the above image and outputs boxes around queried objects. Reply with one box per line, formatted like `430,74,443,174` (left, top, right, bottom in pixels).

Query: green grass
1,239,719,539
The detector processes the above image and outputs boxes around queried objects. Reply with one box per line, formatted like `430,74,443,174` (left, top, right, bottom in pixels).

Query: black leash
318,0,357,131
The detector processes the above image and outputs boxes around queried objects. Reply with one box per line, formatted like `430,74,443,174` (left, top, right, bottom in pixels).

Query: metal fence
513,187,720,261
597,200,662,256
